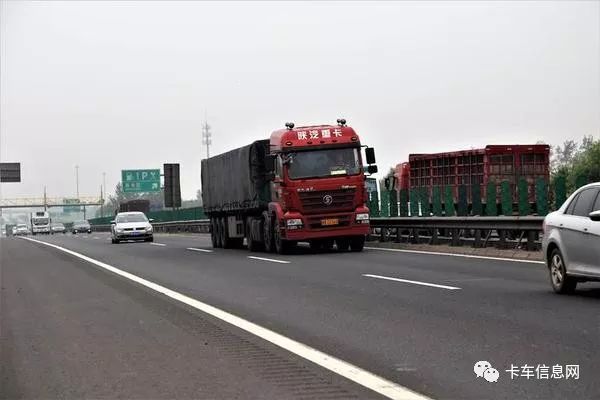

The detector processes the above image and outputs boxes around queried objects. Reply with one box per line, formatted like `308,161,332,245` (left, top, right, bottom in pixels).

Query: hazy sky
1,1,599,200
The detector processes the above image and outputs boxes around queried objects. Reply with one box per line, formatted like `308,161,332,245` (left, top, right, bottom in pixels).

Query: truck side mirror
365,147,376,165
367,165,378,174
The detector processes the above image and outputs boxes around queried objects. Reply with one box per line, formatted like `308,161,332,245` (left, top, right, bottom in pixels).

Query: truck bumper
280,210,370,241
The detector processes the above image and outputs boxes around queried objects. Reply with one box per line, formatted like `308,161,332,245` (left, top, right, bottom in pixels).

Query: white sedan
542,182,600,293
110,212,154,244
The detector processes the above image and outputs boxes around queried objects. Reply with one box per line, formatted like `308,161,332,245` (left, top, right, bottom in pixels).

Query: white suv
542,183,600,294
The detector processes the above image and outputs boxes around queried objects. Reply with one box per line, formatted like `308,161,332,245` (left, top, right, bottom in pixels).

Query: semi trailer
201,119,377,254
394,144,550,203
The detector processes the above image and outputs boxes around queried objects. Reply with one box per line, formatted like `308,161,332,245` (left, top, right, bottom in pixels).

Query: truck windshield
32,218,49,225
286,148,360,180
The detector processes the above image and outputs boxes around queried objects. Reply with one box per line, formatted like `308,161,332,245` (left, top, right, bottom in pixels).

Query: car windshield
286,148,361,180
116,214,148,223
52,223,64,228
17,225,27,229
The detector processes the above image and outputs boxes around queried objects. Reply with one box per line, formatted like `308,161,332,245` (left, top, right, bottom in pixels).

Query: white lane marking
365,246,545,265
93,237,100,240
149,243,166,247
247,256,290,264
19,237,430,400
186,247,213,253
363,274,461,291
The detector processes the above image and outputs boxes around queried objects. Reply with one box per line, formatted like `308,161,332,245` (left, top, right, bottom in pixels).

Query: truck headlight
355,213,370,223
286,218,303,229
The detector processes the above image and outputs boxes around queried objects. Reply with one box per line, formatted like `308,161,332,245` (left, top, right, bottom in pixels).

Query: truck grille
298,189,355,213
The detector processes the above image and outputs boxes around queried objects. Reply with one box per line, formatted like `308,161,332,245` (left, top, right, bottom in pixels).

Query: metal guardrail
93,216,544,250
370,216,544,230
370,216,544,250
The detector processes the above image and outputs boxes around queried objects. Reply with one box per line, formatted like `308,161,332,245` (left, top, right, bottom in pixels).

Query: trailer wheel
210,218,218,248
245,217,263,252
215,218,223,248
350,236,365,252
220,217,230,249
263,212,274,253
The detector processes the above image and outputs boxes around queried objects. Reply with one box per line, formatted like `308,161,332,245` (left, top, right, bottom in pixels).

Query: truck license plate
321,218,339,226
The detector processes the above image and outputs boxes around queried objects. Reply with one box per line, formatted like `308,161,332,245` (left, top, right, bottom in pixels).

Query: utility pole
75,165,80,199
101,172,106,217
202,112,212,159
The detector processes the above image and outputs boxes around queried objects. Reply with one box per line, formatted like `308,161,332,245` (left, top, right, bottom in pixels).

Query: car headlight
355,213,370,221
146,225,153,232
116,228,123,233
286,218,303,227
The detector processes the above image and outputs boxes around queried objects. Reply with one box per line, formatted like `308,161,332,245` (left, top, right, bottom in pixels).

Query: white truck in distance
30,211,51,235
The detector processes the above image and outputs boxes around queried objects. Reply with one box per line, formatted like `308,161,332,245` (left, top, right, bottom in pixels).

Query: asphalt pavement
2,232,600,399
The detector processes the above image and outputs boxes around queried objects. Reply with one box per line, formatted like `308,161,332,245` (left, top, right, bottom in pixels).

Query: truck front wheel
274,219,293,255
350,236,365,252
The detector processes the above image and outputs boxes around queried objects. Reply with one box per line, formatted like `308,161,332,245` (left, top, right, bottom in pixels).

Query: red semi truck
201,119,378,254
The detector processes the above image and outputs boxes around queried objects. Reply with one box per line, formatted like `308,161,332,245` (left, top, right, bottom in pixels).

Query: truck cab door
270,155,284,203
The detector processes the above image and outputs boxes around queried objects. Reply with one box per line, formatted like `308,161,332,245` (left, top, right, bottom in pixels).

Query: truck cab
265,120,377,252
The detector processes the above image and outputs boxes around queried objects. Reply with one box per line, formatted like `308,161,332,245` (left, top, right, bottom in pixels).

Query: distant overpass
0,196,104,209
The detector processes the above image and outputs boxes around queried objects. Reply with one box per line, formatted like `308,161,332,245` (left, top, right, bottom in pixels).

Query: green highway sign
121,169,161,193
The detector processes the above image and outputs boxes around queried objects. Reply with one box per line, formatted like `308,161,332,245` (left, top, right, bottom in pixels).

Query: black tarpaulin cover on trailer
201,140,270,213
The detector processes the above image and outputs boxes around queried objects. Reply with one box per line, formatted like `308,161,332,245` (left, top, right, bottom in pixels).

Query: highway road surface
2,233,599,399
